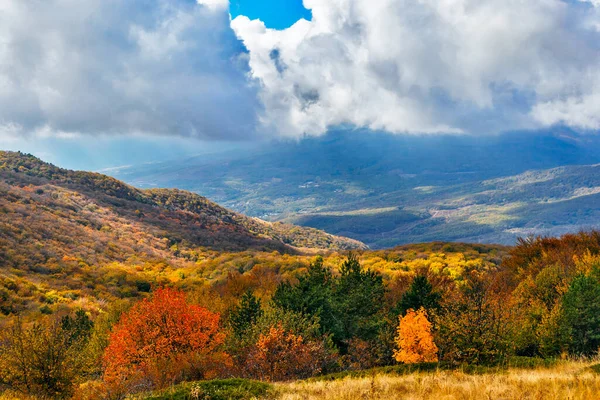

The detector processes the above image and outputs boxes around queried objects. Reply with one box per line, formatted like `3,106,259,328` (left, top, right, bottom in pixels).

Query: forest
2,231,600,399
3,153,600,399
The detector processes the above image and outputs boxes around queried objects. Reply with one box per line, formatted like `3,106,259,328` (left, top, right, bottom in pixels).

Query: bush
141,379,273,400
0,315,91,399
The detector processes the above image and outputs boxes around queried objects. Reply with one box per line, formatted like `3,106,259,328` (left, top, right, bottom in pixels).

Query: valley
110,130,600,248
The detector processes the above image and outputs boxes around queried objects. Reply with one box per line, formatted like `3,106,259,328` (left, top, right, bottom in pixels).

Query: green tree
333,253,386,346
562,274,600,356
272,257,341,340
61,309,93,345
229,291,264,338
397,275,441,316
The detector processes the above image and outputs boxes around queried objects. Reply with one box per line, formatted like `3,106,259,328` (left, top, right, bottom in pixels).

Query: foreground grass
130,379,274,400
134,360,600,400
277,361,600,400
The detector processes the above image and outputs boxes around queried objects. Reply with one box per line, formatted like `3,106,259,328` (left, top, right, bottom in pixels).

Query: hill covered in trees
4,151,600,400
0,151,366,316
3,228,600,399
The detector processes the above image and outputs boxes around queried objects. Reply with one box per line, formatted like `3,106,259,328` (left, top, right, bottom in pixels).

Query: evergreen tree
61,309,93,345
229,290,263,338
562,274,600,356
333,253,386,345
397,275,441,316
272,257,340,340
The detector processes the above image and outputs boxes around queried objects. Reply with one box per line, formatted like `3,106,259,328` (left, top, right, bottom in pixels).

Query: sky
230,0,312,30
1,0,600,169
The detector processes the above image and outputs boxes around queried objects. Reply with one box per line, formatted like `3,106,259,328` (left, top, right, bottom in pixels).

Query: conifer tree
397,275,441,316
272,257,340,340
229,290,263,338
562,274,600,356
334,253,386,345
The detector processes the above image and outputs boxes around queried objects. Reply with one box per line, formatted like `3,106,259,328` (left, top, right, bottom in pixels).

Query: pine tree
229,290,263,337
61,309,93,345
272,257,341,340
562,274,600,356
397,275,441,316
334,253,386,345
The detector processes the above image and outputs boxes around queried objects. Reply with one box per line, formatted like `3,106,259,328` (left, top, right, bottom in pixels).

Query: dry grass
275,361,600,400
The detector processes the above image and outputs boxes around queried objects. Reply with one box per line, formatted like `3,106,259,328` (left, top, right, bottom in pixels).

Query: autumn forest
2,152,600,399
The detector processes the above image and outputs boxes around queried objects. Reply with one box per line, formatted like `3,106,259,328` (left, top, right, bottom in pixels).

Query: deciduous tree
245,324,329,382
103,288,230,392
394,308,438,364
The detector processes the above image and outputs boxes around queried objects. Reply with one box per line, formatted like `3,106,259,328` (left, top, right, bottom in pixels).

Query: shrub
244,324,331,382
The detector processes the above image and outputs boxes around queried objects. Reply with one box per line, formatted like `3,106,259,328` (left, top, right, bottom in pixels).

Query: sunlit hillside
0,151,365,316
110,130,600,248
5,155,600,400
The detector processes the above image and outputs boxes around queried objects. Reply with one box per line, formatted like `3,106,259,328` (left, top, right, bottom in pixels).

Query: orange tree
394,308,438,364
245,323,330,382
102,288,230,392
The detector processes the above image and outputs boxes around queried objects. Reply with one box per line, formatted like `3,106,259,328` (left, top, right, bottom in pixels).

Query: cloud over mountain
1,0,600,141
233,0,600,136
0,0,259,140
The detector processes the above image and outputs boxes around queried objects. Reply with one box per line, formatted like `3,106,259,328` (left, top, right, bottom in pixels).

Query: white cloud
0,0,259,140
532,76,600,130
197,0,229,11
2,0,599,141
232,0,600,136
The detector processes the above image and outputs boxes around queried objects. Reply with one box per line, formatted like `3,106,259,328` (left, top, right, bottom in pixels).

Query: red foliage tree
103,288,230,392
245,324,329,382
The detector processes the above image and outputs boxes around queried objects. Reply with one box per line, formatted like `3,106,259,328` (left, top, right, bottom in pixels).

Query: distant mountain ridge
107,129,600,247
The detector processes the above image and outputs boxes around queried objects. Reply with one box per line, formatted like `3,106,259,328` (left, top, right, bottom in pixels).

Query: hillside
108,129,600,248
0,151,365,315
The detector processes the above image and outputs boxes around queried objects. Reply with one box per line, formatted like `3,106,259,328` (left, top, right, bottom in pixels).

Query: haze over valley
110,129,600,248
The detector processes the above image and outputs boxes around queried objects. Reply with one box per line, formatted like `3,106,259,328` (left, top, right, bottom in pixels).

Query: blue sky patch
230,0,312,29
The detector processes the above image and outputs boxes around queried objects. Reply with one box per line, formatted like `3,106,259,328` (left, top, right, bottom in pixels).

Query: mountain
0,151,366,314
108,129,600,248
0,151,364,253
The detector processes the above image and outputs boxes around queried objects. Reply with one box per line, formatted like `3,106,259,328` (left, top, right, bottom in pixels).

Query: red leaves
245,324,329,382
103,288,230,390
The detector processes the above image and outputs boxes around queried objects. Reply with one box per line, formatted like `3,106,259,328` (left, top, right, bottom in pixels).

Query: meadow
135,360,600,400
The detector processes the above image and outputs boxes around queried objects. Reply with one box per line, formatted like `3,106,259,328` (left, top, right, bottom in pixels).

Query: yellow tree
394,308,438,363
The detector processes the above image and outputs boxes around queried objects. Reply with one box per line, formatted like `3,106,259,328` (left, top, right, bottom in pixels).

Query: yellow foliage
394,308,438,364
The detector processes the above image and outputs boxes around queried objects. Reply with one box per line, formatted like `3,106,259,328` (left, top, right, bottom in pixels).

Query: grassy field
136,360,600,400
277,362,600,399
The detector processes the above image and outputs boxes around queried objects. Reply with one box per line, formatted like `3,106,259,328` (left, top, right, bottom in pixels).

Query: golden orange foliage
394,308,438,364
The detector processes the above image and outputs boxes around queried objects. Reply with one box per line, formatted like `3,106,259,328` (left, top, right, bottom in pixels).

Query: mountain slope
0,151,365,255
0,151,367,315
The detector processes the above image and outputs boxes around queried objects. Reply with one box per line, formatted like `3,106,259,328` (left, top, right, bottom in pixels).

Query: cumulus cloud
0,0,258,140
232,0,600,136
